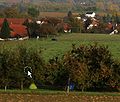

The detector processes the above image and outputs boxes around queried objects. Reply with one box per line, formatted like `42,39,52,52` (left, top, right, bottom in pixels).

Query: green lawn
1,33,120,61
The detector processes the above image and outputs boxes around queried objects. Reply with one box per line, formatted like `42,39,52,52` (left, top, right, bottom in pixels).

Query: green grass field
1,33,120,61
0,89,120,96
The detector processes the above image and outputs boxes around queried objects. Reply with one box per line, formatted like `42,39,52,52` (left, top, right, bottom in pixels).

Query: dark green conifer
0,18,11,39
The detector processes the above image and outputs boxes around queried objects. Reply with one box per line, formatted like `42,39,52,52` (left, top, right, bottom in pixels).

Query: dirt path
0,93,120,102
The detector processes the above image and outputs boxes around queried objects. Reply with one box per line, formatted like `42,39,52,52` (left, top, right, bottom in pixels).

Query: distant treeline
0,0,120,13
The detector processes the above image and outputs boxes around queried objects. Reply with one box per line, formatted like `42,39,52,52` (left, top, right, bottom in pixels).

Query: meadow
1,33,120,61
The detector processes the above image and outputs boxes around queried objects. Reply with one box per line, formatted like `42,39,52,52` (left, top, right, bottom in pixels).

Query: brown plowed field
39,12,79,18
0,93,120,102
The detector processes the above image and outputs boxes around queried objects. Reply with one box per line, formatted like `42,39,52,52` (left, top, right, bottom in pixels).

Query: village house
85,12,95,18
0,18,28,38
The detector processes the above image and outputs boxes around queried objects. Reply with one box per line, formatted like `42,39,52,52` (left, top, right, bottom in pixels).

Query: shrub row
0,44,44,90
0,44,120,91
46,44,120,92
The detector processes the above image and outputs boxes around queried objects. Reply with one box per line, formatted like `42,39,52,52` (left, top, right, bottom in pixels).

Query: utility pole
67,77,70,93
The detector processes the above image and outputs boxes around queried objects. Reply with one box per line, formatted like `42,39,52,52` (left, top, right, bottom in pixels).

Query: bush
62,44,120,91
0,44,45,90
44,57,69,88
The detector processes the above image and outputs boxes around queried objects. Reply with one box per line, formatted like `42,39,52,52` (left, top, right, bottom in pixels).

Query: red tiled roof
63,23,71,30
10,24,28,37
107,23,113,29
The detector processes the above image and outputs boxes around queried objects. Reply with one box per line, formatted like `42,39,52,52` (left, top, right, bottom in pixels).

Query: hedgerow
0,43,120,92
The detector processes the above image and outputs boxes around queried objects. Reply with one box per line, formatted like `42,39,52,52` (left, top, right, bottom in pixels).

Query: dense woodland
0,0,120,12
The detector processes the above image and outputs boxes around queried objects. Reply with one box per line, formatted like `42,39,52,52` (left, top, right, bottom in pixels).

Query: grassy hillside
1,33,120,61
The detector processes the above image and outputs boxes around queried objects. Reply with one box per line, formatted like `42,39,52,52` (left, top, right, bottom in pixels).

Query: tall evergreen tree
67,11,72,18
0,18,11,39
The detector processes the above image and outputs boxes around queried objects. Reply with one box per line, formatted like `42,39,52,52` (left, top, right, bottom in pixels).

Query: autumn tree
39,23,56,37
23,20,40,38
70,17,84,33
28,7,39,18
62,44,120,91
45,57,69,88
96,1,105,12
0,10,5,18
4,7,20,18
64,11,84,33
0,48,16,90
